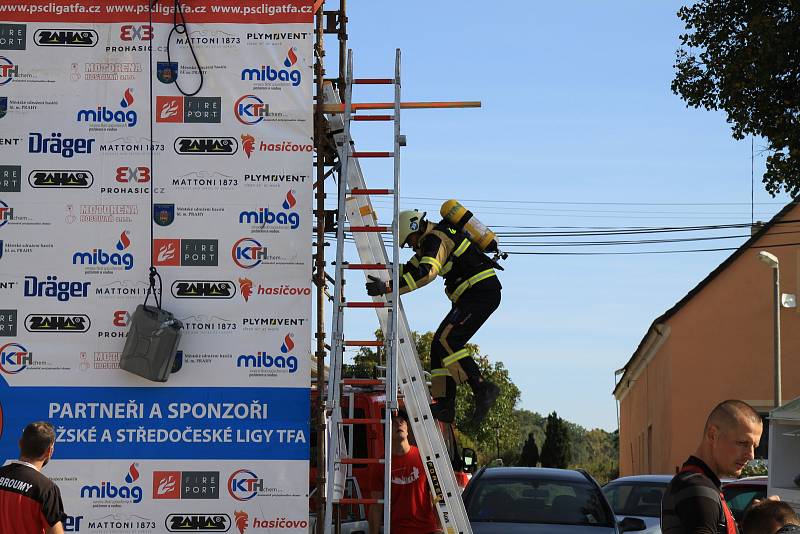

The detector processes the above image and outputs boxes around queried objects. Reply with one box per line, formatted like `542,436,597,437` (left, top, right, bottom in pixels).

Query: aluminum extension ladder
323,49,472,534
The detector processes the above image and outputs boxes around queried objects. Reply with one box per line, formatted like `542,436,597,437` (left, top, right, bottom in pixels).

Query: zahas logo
77,89,137,127
165,514,231,532
25,314,91,333
174,137,237,155
80,463,143,503
171,280,236,299
34,29,98,47
29,170,93,188
238,190,299,230
72,230,134,271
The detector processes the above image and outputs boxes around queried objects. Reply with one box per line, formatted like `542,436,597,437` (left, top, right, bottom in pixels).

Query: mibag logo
238,190,300,230
24,275,91,302
72,230,134,271
171,280,236,299
28,132,95,158
236,333,298,373
0,56,18,85
120,25,152,41
77,89,137,128
153,471,220,500
29,170,93,188
234,94,267,125
166,514,231,532
174,137,237,155
240,47,302,88
34,29,98,47
154,239,218,267
25,314,90,333
0,342,32,374
80,463,143,504
0,25,26,50
156,96,221,123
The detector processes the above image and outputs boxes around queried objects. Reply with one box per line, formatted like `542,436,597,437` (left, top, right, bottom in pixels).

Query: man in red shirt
0,421,67,534
368,410,441,534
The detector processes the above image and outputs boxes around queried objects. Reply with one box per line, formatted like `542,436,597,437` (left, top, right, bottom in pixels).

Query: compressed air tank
440,200,498,252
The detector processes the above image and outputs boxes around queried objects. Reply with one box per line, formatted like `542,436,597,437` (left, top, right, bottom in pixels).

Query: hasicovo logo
174,137,238,155
77,88,137,127
80,463,143,503
0,342,32,374
34,29,98,47
72,230,134,270
238,190,300,229
28,170,93,188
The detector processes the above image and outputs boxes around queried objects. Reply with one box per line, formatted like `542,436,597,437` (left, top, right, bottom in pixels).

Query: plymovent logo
72,230,134,271
29,170,93,188
25,314,90,333
80,463,143,503
77,89,137,127
35,29,98,47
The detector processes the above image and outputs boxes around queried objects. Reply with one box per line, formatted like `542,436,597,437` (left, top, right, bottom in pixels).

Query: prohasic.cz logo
72,230,134,270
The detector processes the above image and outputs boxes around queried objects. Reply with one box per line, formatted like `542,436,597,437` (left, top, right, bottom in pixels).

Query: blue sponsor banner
0,377,309,461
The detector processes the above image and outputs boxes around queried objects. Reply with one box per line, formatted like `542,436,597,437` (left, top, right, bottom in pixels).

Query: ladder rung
338,498,383,505
340,458,384,465
341,418,384,425
342,301,387,308
348,226,390,232
353,115,394,122
344,340,385,347
351,151,394,158
345,263,388,270
350,188,393,195
342,378,385,386
353,78,394,85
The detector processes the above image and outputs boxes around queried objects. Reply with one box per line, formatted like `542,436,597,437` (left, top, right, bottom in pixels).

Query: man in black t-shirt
661,400,763,534
0,421,67,534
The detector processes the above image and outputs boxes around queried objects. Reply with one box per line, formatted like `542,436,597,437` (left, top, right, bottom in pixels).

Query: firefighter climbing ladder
323,49,473,534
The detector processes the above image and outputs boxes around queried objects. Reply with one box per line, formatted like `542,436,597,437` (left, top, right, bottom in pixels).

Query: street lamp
757,251,781,407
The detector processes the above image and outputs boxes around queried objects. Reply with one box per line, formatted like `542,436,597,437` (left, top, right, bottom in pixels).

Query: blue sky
326,1,793,431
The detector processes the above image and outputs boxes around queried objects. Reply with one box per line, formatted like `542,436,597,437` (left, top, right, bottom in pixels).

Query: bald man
661,399,763,534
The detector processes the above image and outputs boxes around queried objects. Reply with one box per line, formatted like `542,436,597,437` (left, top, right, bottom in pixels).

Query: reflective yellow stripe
448,268,496,302
443,349,470,367
439,261,453,276
403,272,417,291
420,256,442,274
453,239,470,257
410,256,420,267
431,368,450,377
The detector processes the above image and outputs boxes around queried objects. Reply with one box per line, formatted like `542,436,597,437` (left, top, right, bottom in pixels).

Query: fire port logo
238,190,300,230
0,342,32,374
77,89,137,128
72,230,134,271
231,238,265,269
80,463,143,504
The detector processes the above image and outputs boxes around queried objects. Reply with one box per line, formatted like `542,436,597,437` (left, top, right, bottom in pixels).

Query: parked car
602,475,672,534
462,467,647,533
722,476,768,522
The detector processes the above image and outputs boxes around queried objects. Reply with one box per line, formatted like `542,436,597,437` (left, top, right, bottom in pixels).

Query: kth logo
0,342,31,374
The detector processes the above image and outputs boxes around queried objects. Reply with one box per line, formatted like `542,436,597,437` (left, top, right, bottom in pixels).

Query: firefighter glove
366,275,388,296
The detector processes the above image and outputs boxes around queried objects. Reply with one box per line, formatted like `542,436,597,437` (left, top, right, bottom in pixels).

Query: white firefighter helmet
398,210,426,247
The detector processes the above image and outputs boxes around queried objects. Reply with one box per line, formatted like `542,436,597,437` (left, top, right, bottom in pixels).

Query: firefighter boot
430,398,456,424
472,381,500,426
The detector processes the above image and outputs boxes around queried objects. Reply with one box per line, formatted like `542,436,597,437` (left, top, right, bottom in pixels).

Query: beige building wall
617,204,800,475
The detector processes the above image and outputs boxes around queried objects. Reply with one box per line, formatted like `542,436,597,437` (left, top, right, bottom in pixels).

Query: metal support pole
773,267,781,408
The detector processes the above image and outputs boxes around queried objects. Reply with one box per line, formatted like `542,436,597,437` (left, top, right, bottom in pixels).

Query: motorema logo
0,342,32,374
72,230,134,271
34,29,98,47
25,314,90,333
28,170,93,188
165,514,231,532
174,137,237,155
238,190,299,231
80,463,143,504
171,280,235,299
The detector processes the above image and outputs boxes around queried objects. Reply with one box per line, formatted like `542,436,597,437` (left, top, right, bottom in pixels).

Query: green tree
540,411,572,469
518,432,540,467
672,1,800,196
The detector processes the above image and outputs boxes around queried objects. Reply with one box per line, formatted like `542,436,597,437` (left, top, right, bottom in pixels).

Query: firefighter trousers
430,287,501,400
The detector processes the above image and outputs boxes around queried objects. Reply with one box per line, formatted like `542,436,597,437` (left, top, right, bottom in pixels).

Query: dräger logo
28,132,95,158
80,463,143,504
174,137,238,155
24,275,91,302
165,513,231,532
25,314,91,333
171,280,236,299
28,170,93,188
34,29,98,47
